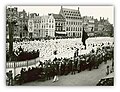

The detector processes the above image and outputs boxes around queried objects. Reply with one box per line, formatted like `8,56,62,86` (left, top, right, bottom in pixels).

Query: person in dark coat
7,70,13,86
106,65,109,75
71,61,75,75
20,68,24,84
45,63,51,80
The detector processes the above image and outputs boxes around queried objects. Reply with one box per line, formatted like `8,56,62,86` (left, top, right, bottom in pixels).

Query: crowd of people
6,37,114,85
12,45,114,85
6,46,39,61
6,37,113,62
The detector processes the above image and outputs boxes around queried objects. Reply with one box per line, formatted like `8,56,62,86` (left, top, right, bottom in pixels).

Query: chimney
100,17,101,20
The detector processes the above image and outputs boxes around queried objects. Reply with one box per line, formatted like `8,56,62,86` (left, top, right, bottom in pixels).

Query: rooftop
60,7,81,19
52,14,65,21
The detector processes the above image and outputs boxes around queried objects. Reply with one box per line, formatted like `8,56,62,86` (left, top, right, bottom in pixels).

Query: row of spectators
6,46,39,61
13,46,113,85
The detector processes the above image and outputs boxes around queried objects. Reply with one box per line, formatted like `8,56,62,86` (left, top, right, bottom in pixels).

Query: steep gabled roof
52,14,66,21
60,7,81,19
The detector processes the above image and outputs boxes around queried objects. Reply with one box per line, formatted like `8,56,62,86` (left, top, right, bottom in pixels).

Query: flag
82,27,88,49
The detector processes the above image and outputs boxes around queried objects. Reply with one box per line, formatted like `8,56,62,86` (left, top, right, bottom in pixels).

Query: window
80,27,81,31
76,27,77,31
37,24,39,28
52,20,54,23
49,25,51,28
66,22,68,25
66,27,68,31
73,27,75,31
76,22,77,25
69,21,71,25
71,27,72,31
69,27,70,31
69,33,70,36
58,23,60,26
52,25,54,28
56,23,57,26
74,22,75,25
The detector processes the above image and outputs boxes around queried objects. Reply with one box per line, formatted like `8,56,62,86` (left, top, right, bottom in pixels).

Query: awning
55,31,66,34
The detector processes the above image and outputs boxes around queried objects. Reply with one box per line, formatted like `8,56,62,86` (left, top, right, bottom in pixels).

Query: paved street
22,60,113,86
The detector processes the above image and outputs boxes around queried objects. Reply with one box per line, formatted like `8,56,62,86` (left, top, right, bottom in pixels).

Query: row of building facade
6,6,114,39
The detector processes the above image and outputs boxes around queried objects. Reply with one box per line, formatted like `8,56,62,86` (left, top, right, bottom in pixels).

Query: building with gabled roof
59,6,82,37
49,13,66,37
28,14,55,38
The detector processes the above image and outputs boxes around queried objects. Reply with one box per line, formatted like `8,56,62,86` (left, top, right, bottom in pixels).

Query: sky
8,6,114,24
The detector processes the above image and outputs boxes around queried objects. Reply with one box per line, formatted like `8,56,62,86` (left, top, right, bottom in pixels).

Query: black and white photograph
6,5,114,86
